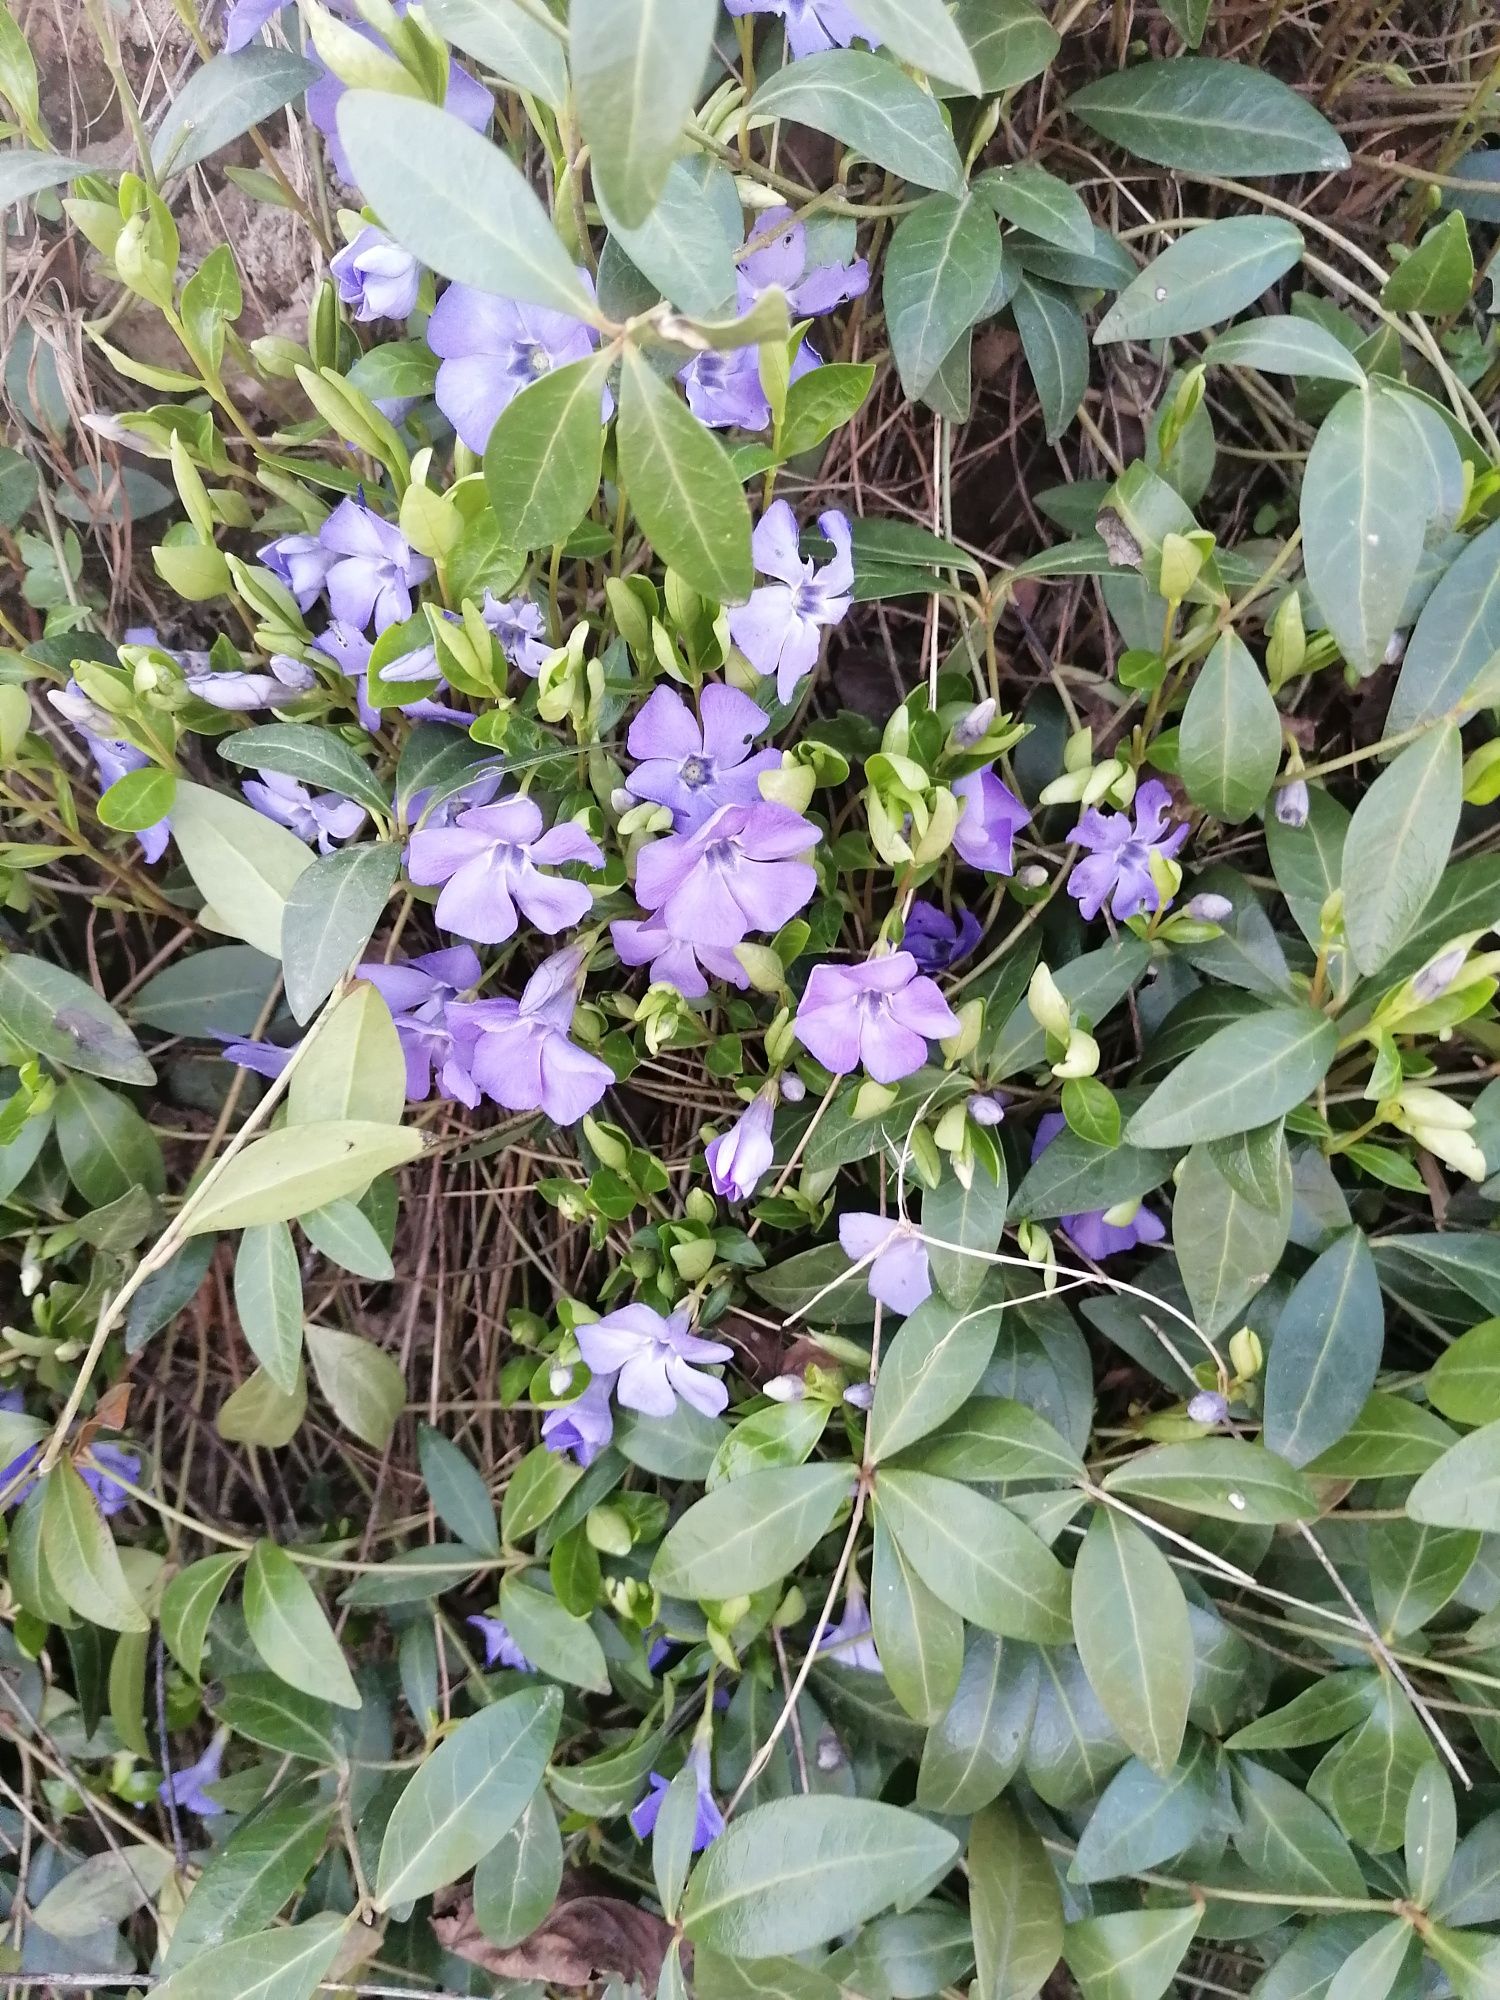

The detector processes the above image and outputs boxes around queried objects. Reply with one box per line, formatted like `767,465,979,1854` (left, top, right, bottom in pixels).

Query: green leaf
483,351,609,553
1387,519,1500,733
55,1073,164,1207
1009,1118,1174,1223
161,1551,244,1681
214,1672,344,1765
1202,313,1368,384
1427,1926,1500,2000
1429,1319,1500,1425
149,1914,348,2000
989,937,1149,1078
746,53,965,197
289,981,406,1125
1232,1758,1365,1895
425,0,567,109
1173,1138,1291,1337
843,0,981,90
868,1295,1004,1462
164,1795,337,1966
681,1798,960,1956
618,344,752,601
599,158,738,317
950,0,1058,92
1012,276,1088,443
917,1632,1037,1813
32,1845,175,1939
870,1514,963,1724
151,46,318,174
418,1425,499,1556
130,943,280,1038
1226,1670,1378,1752
1073,1510,1192,1776
1126,1006,1337,1148
304,1323,406,1449
40,1461,147,1632
709,1399,830,1489
498,1575,609,1692
1306,1392,1456,1480
472,1791,564,1946
1072,1737,1219,1882
1406,1760,1457,1906
301,1197,393,1279
244,1539,361,1710
1104,1439,1318,1523
336,92,596,318
570,0,715,226
883,192,1002,399
279,842,401,1023
650,1464,850,1599
1066,58,1348,176
781,359,876,455
969,1801,1063,2000
0,147,88,208
233,1223,304,1396
217,1367,306,1449
925,1159,1007,1308
1433,1816,1500,1926
1178,632,1282,822
977,162,1092,254
501,1442,583,1542
98,763,177,831
0,952,154,1084
374,1685,562,1908
171,779,313,959
217,724,388,814
1381,212,1473,314
1408,1420,1500,1532
1263,1228,1383,1466
186,1122,423,1233
1097,218,1303,344
1341,723,1462,975
875,1469,1071,1642
1063,1906,1201,2000
897,1395,1084,1485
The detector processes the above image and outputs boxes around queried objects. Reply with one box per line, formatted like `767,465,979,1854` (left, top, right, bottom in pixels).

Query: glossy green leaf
1012,276,1088,443
425,0,567,108
1104,1439,1318,1523
1387,519,1500,733
884,192,1002,399
277,842,400,1023
651,1463,850,1600
213,1673,345,1765
186,1123,423,1234
216,724,388,815
840,0,981,90
483,350,609,553
1381,211,1473,314
171,779,314,958
1126,1006,1337,1148
151,46,317,174
1264,1228,1383,1466
1203,313,1368,384
33,1844,175,1939
977,162,1092,253
950,0,1058,91
233,1223,304,1396
916,1632,1038,1813
0,147,88,208
54,1073,164,1208
1097,218,1303,344
1178,632,1282,822
244,1539,361,1710
1066,58,1349,176
473,1791,564,1945
1409,1420,1500,1532
1063,1906,1201,2000
150,1914,348,2000
989,938,1148,1077
747,53,965,197
0,953,154,1084
164,1796,337,1965
1232,1757,1367,1896
1174,1139,1291,1337
970,1801,1062,2000
618,344,752,602
1341,723,1462,975
40,1461,148,1633
161,1551,244,1682
875,1469,1071,1642
570,0,714,224
304,1322,406,1449
1073,1510,1192,1776
498,1575,609,1692
898,1395,1084,1485
289,981,406,1126
870,1515,963,1724
418,1424,499,1555
868,1295,1003,1462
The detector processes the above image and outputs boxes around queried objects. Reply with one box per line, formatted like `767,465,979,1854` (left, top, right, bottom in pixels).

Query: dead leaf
1095,507,1142,570
434,1889,678,1988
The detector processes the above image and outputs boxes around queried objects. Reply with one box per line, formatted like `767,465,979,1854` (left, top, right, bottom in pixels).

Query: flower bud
1411,946,1466,1005
548,1364,574,1396
967,1091,1006,1127
1017,864,1048,889
1275,778,1309,827
764,1374,806,1403
1187,1389,1229,1426
1027,963,1071,1041
780,1072,806,1104
1186,893,1233,924
1228,1327,1263,1381
953,697,996,748
843,1382,873,1410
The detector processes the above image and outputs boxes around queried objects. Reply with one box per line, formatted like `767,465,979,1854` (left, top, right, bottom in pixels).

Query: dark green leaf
1341,723,1462,975
747,53,965,197
970,1801,1063,2000
1073,1510,1193,1776
1178,632,1282,822
618,344,752,601
651,1464,850,1600
1263,1228,1383,1466
1096,218,1303,344
280,843,401,1023
151,46,318,174
1066,58,1349,176
1127,1006,1337,1148
875,1469,1071,1642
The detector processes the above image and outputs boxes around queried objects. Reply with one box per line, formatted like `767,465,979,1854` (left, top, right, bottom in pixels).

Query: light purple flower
427,276,605,454
1031,1114,1167,1261
629,1738,723,1849
727,502,853,704
222,0,283,53
738,205,869,319
682,341,817,433
625,683,780,831
405,766,506,832
406,796,601,945
904,900,981,973
610,914,750,1001
356,945,481,1100
243,771,366,853
952,768,1030,874
468,1615,533,1672
575,1305,733,1421
159,1732,226,1818
1188,1389,1229,1426
315,619,464,733
445,946,612,1125
707,1090,776,1202
1412,946,1468,1005
541,1371,616,1467
310,33,491,186
259,531,336,612
1068,780,1188,923
318,497,433,633
724,0,877,60
967,1091,1006,1127
48,682,170,864
794,951,960,1084
634,800,818,948
1276,779,1310,828
816,1590,882,1673
2,1425,141,1520
838,1213,930,1313
331,224,420,323
220,1037,295,1079
182,654,315,711
482,593,551,678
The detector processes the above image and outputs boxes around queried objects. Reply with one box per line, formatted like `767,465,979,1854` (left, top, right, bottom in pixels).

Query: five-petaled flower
427,276,606,454
356,946,481,1101
633,800,818,948
541,1372,617,1467
243,771,366,854
727,502,853,704
317,496,434,633
952,768,1030,875
446,947,613,1126
794,951,960,1084
838,1213,931,1313
1068,779,1189,923
406,796,602,945
629,1737,724,1850
1031,1113,1167,1260
903,899,981,972
575,1305,733,1421
625,682,780,832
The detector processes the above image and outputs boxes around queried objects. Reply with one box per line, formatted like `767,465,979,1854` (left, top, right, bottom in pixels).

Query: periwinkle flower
541,1371,616,1467
1,1395,141,1517
727,502,853,704
904,900,981,973
610,913,750,1001
331,224,420,323
220,1037,295,1079
159,1731,227,1818
1185,893,1233,924
1187,1389,1230,1427
445,946,612,1126
1275,779,1310,828
724,0,878,60
816,1590,882,1673
318,497,433,632
838,1213,930,1313
953,698,996,749
48,681,171,864
575,1305,733,1421
706,1090,776,1202
243,771,366,853
737,204,869,319
633,800,818,948
482,592,551,678
309,31,491,185
952,768,1030,874
625,683,780,832
1031,1113,1166,1261
315,619,466,733
258,530,337,612
406,796,602,945
629,1738,723,1850
682,341,818,433
427,276,606,454
794,951,960,1084
967,1091,1006,1127
356,945,481,1100
1412,946,1468,1005
1068,779,1188,923
468,1615,533,1672
182,654,316,711
223,0,284,53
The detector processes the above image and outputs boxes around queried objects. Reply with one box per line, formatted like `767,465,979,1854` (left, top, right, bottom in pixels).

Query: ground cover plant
2,0,1500,1994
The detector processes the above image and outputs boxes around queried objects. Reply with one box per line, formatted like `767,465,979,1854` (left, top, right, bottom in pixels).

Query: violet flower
182,655,315,711
406,796,602,945
318,497,433,633
405,767,506,832
243,771,366,853
48,682,171,865
259,531,336,612
633,800,818,947
223,0,284,53
308,32,491,186
727,502,853,704
445,946,612,1125
838,1213,931,1314
331,224,420,323
738,205,870,319
904,900,981,973
625,682,780,831
610,914,750,1001
1276,779,1310,828
724,0,878,59
706,1090,776,1202
159,1731,227,1818
482,593,551,678
2,1429,141,1521
316,619,463,733
794,951,960,1084
1068,779,1188,923
468,1615,533,1672
574,1305,733,1421
952,768,1030,875
427,275,606,454
629,1738,723,1850
541,1371,616,1467
682,342,817,434
220,1037,295,1079
1031,1114,1166,1261
356,945,481,1100
816,1590,882,1673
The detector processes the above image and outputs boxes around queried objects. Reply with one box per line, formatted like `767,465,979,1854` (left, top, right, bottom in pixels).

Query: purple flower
629,1738,723,1850
838,1213,931,1314
259,531,336,612
952,768,1029,875
468,1615,533,1671
48,682,170,864
309,33,491,186
682,341,818,433
610,914,750,1001
356,945,481,1100
1185,893,1233,924
1276,779,1310,828
222,0,283,53
445,946,612,1125
427,277,605,455
405,767,506,832
724,0,877,60
1031,1114,1167,1261
625,683,780,831
706,1090,776,1201
159,1732,226,1818
243,771,366,853
727,502,852,704
316,619,464,733
904,899,981,972
634,800,818,948
483,593,551,678
738,205,869,319
317,497,433,633
967,1091,1006,1127
794,951,960,1084
1068,780,1189,923
542,1371,617,1467
574,1305,733,1421
406,796,602,945
1188,1390,1229,1426
331,225,420,323
2,1423,142,1520
182,655,315,711
816,1590,882,1673
220,1037,296,1079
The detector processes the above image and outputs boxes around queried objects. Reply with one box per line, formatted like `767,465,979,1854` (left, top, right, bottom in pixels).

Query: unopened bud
843,1382,873,1410
1017,864,1048,889
549,1364,574,1396
1186,893,1232,924
966,1091,1006,1127
1411,946,1466,1005
953,697,996,748
1275,779,1309,828
763,1374,806,1403
1228,1327,1263,1381
1187,1389,1229,1426
780,1072,806,1103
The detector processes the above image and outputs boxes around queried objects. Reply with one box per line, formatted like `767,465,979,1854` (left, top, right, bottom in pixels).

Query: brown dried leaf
434,1890,677,1988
